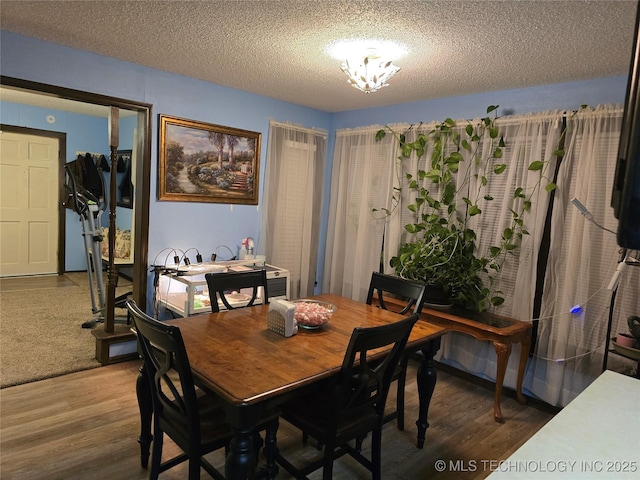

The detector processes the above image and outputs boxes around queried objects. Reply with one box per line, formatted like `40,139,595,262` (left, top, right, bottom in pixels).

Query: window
260,122,326,299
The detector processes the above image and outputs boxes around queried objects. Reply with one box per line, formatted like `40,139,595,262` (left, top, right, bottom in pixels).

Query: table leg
492,341,511,423
415,337,440,449
225,428,256,480
254,417,279,480
136,362,153,468
516,334,531,405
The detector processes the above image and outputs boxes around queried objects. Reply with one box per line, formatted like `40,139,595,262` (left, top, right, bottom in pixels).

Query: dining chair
205,269,269,313
275,313,419,480
127,299,232,480
365,271,426,430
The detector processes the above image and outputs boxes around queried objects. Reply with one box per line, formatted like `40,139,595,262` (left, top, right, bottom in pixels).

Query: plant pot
423,284,453,310
616,333,637,348
628,315,640,341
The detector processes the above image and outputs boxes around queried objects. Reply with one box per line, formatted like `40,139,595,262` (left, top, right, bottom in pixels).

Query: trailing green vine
375,105,575,312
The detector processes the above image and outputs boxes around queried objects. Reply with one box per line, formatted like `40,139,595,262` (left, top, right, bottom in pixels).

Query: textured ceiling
0,0,638,113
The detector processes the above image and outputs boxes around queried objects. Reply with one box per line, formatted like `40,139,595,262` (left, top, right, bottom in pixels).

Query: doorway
0,76,151,311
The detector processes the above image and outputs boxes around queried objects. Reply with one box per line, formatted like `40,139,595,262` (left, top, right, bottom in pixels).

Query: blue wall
1,31,332,289
332,76,628,129
1,30,629,302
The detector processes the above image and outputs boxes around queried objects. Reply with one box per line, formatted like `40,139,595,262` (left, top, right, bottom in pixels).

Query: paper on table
229,265,252,272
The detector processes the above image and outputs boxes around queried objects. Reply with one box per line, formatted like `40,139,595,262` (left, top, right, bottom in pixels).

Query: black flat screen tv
612,2,640,250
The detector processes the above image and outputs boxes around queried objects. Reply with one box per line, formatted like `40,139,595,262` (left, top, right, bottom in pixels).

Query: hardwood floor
0,359,553,479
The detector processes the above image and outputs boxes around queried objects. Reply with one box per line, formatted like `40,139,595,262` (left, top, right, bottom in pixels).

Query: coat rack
91,107,138,365
105,106,119,334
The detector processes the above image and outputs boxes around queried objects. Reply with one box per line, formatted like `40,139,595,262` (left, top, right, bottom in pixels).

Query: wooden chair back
205,269,269,313
276,313,419,480
127,300,202,443
337,313,419,420
366,271,426,315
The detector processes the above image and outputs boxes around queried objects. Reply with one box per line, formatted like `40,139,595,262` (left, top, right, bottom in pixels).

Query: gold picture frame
158,115,261,204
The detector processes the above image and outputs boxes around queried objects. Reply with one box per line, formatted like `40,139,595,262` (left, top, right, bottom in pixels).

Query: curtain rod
335,104,624,136
269,119,328,138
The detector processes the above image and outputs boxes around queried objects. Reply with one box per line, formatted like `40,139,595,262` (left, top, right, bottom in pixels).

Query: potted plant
375,106,556,312
390,221,488,310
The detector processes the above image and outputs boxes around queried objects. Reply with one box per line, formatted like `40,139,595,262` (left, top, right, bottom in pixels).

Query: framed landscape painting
158,115,261,204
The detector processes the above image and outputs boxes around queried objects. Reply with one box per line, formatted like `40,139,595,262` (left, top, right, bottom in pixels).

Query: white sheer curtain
437,112,566,380
326,113,565,319
529,105,639,406
322,126,398,300
260,121,327,299
380,122,438,274
325,108,636,407
474,112,564,319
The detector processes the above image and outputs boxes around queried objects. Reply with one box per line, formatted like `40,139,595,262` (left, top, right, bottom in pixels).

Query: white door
0,131,59,276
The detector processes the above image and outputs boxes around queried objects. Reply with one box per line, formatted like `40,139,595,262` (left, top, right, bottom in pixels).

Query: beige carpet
0,272,131,388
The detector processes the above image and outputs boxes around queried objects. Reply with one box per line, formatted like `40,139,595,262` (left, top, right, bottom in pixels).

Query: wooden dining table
135,293,446,479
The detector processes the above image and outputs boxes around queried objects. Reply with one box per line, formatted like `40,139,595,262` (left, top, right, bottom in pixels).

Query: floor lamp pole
603,248,629,372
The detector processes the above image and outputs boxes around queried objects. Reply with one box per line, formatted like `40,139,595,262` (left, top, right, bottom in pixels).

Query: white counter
486,370,639,479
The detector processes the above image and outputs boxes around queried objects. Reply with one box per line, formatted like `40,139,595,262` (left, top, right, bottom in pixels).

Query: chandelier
341,54,401,93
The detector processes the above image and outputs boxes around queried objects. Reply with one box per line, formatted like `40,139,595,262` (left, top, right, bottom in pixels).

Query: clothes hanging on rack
82,152,103,199
99,154,110,172
67,154,85,188
117,154,126,173
65,153,104,207
119,155,133,203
